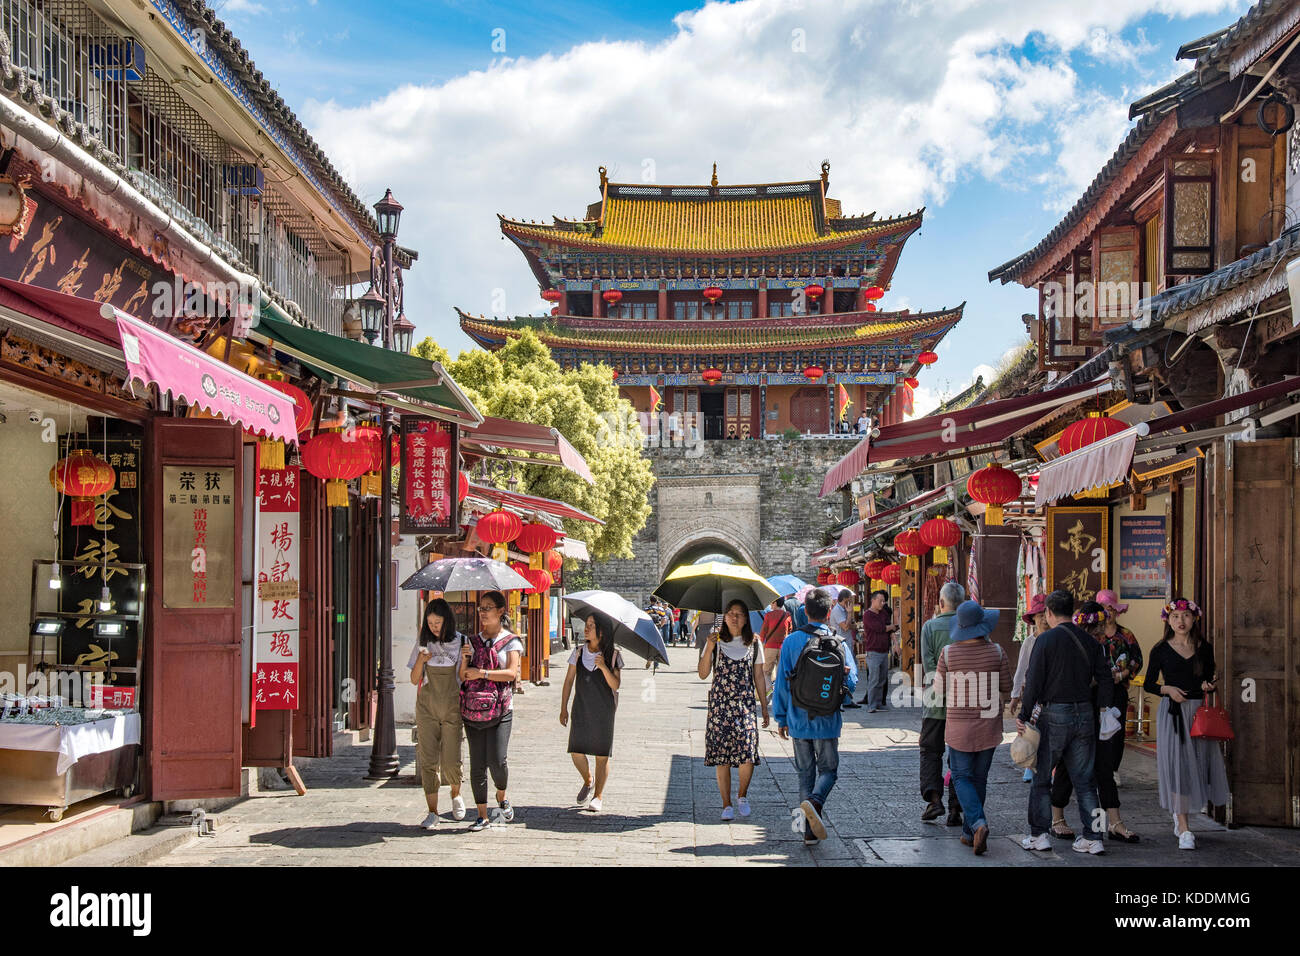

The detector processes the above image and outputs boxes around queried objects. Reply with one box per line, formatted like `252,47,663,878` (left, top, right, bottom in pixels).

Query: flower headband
1161,599,1202,621
1072,610,1106,627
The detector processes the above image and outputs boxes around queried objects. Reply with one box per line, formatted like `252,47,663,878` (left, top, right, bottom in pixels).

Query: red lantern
255,379,313,470
703,286,723,303
895,528,927,571
477,509,522,544
816,568,832,585
967,463,1023,526
865,286,884,300
879,563,902,586
544,549,563,575
458,471,469,503
863,558,890,579
837,569,860,587
611,370,619,381
1058,414,1128,456
804,283,824,301
551,307,560,316
904,376,919,390
50,450,116,526
702,368,723,384
803,365,825,382
919,517,962,565
917,351,938,366
517,522,559,555
541,289,562,303
602,289,623,305
301,431,372,507
350,424,384,497
865,303,877,313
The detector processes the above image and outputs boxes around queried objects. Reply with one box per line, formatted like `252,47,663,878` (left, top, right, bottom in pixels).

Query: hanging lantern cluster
966,463,1023,526
894,528,927,571
301,431,371,508
257,378,312,471
863,558,890,592
477,509,522,561
703,286,723,304
816,568,832,585
919,517,962,565
50,450,116,526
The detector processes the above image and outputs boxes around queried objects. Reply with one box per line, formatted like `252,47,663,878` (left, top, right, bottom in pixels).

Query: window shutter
1090,226,1141,328
1164,156,1214,276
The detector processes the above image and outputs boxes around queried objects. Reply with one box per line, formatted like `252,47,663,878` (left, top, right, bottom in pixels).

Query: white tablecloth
0,713,141,774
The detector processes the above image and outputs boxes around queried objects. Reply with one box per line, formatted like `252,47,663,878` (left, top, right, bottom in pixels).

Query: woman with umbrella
698,599,769,819
560,612,624,812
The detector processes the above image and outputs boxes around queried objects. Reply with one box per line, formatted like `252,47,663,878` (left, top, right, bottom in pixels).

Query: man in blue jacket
772,587,859,846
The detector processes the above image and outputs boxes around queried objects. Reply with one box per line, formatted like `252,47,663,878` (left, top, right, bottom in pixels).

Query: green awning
250,309,482,425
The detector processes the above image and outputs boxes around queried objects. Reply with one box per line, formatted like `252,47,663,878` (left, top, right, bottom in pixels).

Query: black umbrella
563,590,670,665
400,556,531,593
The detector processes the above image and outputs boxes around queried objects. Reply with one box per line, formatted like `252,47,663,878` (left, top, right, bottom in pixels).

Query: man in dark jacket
1017,589,1113,855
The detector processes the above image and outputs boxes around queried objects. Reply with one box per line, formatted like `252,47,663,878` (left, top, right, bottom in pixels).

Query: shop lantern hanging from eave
477,508,522,561
836,569,860,588
301,430,371,507
919,517,962,565
967,463,1023,526
512,561,553,609
863,558,890,591
816,568,832,585
879,562,902,599
50,450,116,526
257,377,312,470
544,548,563,576
1056,413,1129,499
894,528,926,571
353,424,383,497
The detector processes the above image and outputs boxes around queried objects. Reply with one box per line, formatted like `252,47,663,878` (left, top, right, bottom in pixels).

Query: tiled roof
1192,0,1299,77
457,307,962,354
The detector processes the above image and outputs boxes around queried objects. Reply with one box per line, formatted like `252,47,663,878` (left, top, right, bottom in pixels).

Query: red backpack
461,633,515,723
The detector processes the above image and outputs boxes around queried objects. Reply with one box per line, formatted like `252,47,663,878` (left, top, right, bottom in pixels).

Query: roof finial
599,166,607,189
711,162,718,188
821,160,830,188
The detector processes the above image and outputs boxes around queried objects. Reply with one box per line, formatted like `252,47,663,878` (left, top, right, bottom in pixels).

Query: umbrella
399,556,531,593
653,562,779,613
564,590,669,665
766,574,808,597
793,583,850,604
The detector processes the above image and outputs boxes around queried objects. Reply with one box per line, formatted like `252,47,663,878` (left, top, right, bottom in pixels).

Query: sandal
1108,824,1140,843
1049,821,1075,840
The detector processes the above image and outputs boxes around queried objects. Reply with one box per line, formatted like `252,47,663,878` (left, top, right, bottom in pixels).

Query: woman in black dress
560,612,623,813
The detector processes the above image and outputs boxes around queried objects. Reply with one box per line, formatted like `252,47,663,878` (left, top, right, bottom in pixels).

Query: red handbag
1190,692,1234,741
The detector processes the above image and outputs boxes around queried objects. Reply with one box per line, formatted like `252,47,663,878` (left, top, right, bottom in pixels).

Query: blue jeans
1029,702,1102,839
947,746,994,838
792,737,839,809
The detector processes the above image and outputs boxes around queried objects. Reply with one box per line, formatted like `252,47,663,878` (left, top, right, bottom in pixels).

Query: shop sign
399,416,458,536
1118,515,1169,600
162,465,234,608
254,466,299,710
89,685,137,708
1045,506,1109,605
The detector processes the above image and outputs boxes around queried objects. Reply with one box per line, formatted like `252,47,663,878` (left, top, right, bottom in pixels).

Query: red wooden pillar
857,284,868,312
658,283,668,320
559,291,568,315
592,283,602,318
822,279,834,316
757,283,768,318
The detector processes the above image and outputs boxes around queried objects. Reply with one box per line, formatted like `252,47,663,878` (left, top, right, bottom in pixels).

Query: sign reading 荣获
162,465,234,608
254,466,300,710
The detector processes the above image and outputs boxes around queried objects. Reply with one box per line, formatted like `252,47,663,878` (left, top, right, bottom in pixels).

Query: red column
658,283,668,321
592,284,602,318
559,291,568,315
822,279,834,316
757,283,768,318
857,284,868,312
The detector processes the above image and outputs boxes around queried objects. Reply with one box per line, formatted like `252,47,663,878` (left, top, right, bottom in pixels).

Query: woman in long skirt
560,613,623,812
698,599,769,820
1142,598,1229,850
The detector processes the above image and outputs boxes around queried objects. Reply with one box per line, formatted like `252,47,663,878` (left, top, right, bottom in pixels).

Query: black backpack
789,624,847,718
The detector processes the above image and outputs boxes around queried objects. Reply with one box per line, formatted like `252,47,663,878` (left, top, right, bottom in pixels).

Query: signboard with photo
1045,506,1109,605
1119,515,1169,600
399,416,458,536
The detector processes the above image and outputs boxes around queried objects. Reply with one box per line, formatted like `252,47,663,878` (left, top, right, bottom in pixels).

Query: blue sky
216,0,1251,410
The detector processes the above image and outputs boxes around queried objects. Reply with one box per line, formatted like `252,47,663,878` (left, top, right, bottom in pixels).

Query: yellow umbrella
652,562,780,613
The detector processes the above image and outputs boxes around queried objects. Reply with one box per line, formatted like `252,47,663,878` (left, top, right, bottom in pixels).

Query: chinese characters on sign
1045,506,1109,605
399,416,459,536
162,465,234,608
1119,515,1169,600
254,466,300,710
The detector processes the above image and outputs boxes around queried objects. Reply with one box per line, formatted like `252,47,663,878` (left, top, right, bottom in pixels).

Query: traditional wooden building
460,164,962,437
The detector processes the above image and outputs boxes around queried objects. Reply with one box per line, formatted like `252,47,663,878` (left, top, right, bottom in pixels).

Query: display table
0,712,140,820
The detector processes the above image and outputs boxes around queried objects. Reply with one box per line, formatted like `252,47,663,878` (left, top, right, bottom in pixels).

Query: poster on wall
1119,515,1169,600
161,465,235,608
1045,506,1109,605
253,466,300,710
399,416,458,536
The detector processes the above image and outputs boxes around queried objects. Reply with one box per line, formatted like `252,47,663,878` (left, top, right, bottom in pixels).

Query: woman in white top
560,613,623,812
408,598,466,829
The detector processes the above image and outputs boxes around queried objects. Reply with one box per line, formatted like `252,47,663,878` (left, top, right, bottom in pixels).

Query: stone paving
141,645,1300,867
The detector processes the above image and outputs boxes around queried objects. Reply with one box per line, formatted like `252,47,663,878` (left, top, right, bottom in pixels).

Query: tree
413,331,654,561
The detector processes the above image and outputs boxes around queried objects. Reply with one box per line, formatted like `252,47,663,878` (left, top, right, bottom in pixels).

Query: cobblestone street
111,646,1300,867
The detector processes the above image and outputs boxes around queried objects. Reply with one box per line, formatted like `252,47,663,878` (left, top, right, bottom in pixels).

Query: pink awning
462,415,594,484
1034,426,1142,506
114,312,299,444
820,434,872,498
467,482,605,524
836,477,964,547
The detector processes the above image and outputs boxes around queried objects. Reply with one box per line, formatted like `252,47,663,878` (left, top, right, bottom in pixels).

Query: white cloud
294,0,1240,348
219,0,267,16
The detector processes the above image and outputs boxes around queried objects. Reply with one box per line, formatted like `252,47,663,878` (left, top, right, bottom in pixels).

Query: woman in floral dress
698,599,769,820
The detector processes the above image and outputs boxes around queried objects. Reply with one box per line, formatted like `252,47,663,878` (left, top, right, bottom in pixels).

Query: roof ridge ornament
711,162,718,188
821,160,830,188
599,166,608,189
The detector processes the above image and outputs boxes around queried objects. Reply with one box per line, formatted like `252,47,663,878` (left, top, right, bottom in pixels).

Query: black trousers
1051,711,1125,810
465,714,513,806
919,717,960,810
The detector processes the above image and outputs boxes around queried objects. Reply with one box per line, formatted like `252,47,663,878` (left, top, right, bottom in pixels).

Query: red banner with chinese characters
400,416,458,536
254,466,300,710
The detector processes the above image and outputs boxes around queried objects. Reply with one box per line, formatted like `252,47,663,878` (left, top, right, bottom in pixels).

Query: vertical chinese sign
1044,506,1109,605
399,416,459,536
1119,515,1168,600
254,466,300,710
900,567,920,677
162,465,235,608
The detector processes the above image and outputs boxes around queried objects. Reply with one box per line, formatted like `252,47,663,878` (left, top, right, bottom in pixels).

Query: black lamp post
366,187,404,780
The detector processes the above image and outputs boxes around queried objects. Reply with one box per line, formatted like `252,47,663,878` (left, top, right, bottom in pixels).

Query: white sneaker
1021,833,1052,851
1178,829,1196,850
1072,836,1105,855
588,797,602,813
737,797,751,817
420,813,439,830
1113,773,1121,788
451,795,466,821
720,805,735,821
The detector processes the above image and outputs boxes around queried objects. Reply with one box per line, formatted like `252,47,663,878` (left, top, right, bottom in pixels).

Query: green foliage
435,329,653,562
411,336,450,365
781,427,801,440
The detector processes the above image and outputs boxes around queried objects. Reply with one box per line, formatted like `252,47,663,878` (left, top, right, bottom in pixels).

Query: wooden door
1210,439,1299,827
724,387,756,439
145,417,244,800
791,387,828,433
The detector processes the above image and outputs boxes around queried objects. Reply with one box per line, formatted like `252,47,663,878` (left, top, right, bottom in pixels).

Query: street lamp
393,311,415,355
366,187,404,780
